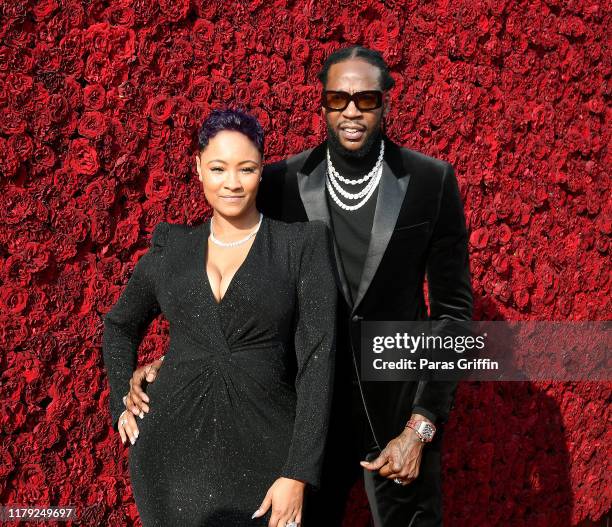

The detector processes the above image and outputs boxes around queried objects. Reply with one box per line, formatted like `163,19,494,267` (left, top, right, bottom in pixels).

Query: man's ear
383,94,391,117
320,108,328,134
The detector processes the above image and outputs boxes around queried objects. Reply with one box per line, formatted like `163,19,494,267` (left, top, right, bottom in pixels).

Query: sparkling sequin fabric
102,216,337,526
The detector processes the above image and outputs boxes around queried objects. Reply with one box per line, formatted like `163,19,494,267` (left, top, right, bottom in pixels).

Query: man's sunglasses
321,90,384,111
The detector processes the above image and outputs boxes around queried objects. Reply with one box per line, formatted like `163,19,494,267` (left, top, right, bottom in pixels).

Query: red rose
159,0,189,22
290,38,310,63
83,83,106,110
84,51,113,86
147,94,174,124
188,77,213,104
145,168,172,202
111,26,136,61
248,54,271,81
248,80,270,108
84,22,113,55
470,227,489,249
85,178,117,210
32,0,58,21
193,19,214,50
7,133,32,161
33,421,61,450
269,54,288,84
78,111,107,139
211,74,232,101
31,141,57,172
0,105,26,135
273,32,291,55
113,218,140,249
68,138,99,176
19,463,49,502
0,285,28,314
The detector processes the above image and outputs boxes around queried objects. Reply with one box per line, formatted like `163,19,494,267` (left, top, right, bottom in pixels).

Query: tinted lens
355,91,382,110
324,91,350,110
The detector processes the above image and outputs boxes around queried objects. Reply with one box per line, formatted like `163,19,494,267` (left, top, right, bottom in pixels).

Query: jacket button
352,315,362,322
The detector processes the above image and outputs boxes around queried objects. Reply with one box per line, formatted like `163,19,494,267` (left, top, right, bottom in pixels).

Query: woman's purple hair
197,108,264,157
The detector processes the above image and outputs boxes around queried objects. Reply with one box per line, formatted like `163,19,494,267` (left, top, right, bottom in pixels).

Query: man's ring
393,478,403,485
286,522,299,527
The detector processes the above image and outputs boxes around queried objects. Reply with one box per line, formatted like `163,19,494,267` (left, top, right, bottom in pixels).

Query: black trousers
303,384,443,527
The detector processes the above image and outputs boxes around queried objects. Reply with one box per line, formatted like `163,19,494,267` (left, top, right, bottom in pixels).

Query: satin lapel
351,158,410,314
296,157,353,307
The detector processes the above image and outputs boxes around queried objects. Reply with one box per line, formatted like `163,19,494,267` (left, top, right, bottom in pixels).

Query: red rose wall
0,0,610,525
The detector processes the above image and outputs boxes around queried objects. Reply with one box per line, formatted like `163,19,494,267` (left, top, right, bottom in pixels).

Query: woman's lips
219,195,245,203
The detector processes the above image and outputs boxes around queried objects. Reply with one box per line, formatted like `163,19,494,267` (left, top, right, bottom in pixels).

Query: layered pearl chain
326,139,384,211
210,212,263,247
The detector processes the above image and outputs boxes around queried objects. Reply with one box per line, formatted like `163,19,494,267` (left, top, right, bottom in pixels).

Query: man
124,46,472,526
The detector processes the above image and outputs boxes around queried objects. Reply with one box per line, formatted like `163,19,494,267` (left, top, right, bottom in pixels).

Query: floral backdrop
0,0,610,525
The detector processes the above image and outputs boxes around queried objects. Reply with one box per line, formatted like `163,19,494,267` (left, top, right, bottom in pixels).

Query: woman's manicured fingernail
251,509,261,519
142,394,149,402
134,430,139,438
130,437,135,445
139,411,144,419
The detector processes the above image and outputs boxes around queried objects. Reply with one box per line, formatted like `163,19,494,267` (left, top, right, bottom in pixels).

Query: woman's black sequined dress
102,217,337,526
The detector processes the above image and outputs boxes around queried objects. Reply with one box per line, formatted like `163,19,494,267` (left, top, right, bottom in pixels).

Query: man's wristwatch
405,418,436,442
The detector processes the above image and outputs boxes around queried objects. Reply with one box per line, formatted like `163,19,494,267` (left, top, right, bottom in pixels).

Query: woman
102,109,337,526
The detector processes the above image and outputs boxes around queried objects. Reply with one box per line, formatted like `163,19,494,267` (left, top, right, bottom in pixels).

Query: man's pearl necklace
209,212,263,247
326,140,384,211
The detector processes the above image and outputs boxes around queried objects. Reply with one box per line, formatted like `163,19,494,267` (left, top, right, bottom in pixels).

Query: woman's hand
252,477,305,527
118,409,139,446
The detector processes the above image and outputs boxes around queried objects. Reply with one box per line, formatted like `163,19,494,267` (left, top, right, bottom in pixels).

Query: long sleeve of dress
412,163,473,425
102,223,166,431
280,221,338,489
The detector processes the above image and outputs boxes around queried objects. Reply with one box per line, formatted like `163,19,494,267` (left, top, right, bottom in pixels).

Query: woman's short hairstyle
317,45,395,91
197,108,264,157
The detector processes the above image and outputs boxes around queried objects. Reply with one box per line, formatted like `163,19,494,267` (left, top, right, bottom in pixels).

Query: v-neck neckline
201,215,265,307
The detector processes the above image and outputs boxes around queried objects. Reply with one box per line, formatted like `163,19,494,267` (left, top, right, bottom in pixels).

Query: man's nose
342,100,362,118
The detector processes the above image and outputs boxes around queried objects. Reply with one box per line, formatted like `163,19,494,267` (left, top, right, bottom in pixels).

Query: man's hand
360,413,432,485
251,477,305,527
125,357,164,418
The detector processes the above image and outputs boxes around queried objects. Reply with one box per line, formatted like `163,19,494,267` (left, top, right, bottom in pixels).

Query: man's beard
326,122,383,159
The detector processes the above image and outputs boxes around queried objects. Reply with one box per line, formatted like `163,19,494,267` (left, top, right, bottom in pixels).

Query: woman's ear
195,153,202,181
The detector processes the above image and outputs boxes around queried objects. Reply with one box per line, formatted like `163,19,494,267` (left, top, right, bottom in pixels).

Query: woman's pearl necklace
209,212,263,248
326,139,384,211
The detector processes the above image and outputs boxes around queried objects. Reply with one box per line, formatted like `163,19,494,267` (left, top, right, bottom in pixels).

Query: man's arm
411,162,473,425
362,162,473,483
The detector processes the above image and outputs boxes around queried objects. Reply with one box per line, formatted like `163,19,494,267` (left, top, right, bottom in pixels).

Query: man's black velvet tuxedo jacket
257,136,473,450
